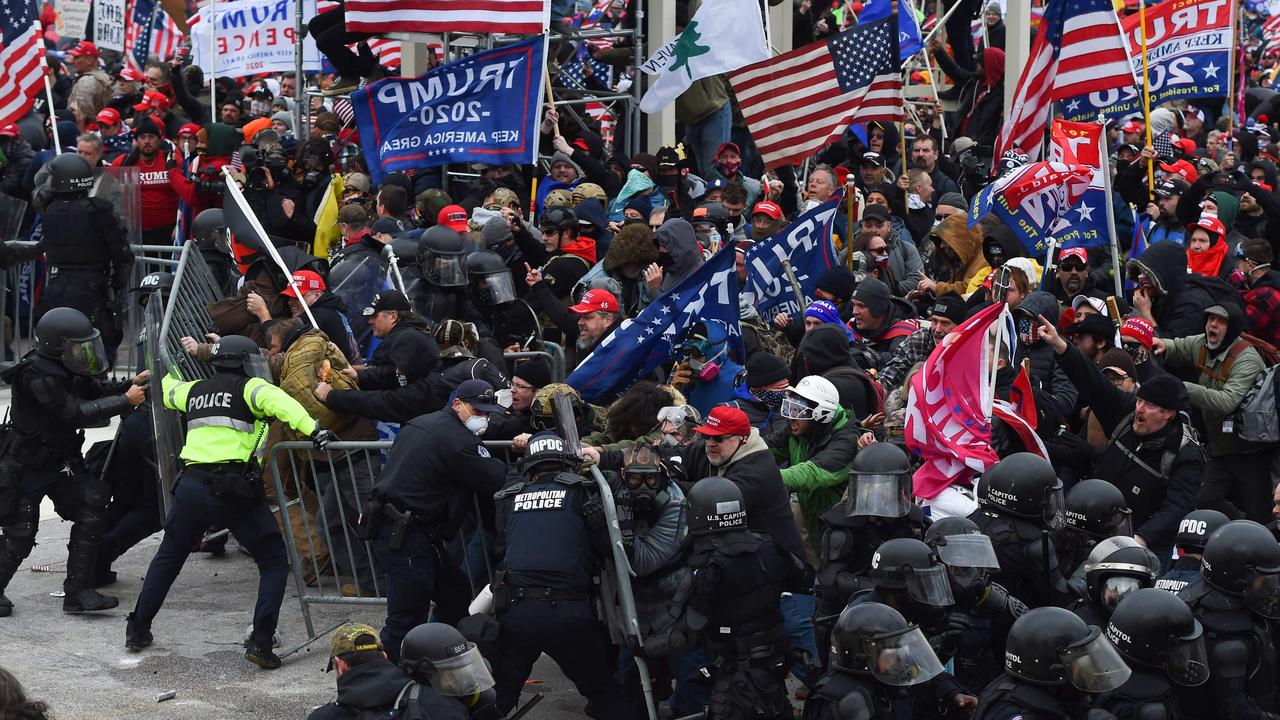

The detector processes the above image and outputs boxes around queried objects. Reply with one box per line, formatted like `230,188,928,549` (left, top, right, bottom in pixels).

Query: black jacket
324,320,443,423
1129,241,1219,339
306,660,467,720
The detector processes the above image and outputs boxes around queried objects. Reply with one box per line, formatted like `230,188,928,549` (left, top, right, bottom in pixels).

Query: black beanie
816,267,856,302
928,291,967,325
1136,374,1188,413
852,277,892,317
745,352,789,388
514,356,552,389
133,115,163,138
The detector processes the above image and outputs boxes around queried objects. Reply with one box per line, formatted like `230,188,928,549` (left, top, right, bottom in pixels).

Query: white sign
60,0,93,40
93,0,126,51
189,0,320,78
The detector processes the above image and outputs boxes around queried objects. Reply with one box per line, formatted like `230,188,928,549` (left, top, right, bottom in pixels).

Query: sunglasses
1059,262,1087,272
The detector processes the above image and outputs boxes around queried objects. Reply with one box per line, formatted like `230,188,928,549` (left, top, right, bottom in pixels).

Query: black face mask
658,174,679,188
657,250,674,268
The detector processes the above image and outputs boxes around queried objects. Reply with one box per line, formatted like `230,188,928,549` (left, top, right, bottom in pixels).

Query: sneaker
0,593,12,618
245,644,282,669
125,613,153,651
63,588,119,613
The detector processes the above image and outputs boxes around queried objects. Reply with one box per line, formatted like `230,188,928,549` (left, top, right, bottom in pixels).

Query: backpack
742,316,794,364
822,366,885,421
1235,363,1280,444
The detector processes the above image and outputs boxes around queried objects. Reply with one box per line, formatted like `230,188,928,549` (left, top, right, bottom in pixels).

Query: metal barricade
504,346,567,384
269,438,514,656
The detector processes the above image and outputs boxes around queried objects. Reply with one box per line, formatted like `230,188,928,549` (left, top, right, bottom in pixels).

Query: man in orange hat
67,41,112,124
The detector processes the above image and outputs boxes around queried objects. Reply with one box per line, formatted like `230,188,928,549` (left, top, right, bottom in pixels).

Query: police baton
506,692,544,720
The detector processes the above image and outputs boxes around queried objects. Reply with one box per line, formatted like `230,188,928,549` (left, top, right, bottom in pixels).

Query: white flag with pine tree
638,0,769,113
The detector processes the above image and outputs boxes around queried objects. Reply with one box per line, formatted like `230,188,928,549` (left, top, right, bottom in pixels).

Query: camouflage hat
544,188,574,209
343,172,372,194
326,622,383,671
415,188,454,225
486,187,520,210
530,383,584,428
571,183,607,206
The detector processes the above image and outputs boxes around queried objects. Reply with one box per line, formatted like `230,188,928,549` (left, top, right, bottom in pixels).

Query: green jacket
163,371,318,465
1161,334,1264,456
768,407,860,553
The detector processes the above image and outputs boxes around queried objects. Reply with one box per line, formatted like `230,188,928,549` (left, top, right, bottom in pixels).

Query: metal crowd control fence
504,344,566,384
269,438,515,657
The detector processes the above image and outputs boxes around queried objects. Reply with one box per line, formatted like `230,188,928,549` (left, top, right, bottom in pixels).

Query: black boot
64,587,119,613
245,642,282,669
0,593,11,618
125,613,152,651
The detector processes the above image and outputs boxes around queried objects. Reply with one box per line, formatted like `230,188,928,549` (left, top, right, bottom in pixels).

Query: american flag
559,46,613,92
729,15,903,169
124,0,183,71
1265,12,1280,40
997,0,1134,161
344,0,550,36
1152,128,1176,159
0,0,44,129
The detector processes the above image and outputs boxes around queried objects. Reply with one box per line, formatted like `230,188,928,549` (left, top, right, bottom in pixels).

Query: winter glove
311,429,339,451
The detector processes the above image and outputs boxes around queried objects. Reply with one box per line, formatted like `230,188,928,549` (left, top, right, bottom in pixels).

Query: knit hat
630,153,660,179
1136,374,1189,413
816,267,856,302
624,194,653,218
929,291,967,324
133,115,163,138
936,192,967,211
514,356,552,389
369,217,402,237
271,111,293,132
852,277,892,317
481,215,513,244
745,352,789,388
1241,237,1274,266
1120,317,1155,350
803,299,844,326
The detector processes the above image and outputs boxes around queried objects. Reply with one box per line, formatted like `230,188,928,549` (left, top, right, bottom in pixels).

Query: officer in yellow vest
125,335,336,669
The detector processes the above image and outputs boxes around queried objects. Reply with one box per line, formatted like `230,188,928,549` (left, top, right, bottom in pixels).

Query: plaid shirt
878,327,937,391
1244,283,1280,347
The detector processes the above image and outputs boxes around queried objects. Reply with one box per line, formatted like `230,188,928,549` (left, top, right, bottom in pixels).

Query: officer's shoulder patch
476,444,490,458
494,479,527,500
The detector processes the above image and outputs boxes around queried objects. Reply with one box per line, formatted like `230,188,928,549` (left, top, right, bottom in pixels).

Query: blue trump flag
744,199,839,324
858,0,921,62
351,37,546,184
567,245,744,403
968,161,1094,256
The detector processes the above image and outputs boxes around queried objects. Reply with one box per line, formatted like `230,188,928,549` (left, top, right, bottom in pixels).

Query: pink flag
905,302,1013,501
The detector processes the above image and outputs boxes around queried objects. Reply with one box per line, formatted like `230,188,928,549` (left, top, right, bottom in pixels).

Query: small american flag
1152,128,1176,160
332,97,355,127
344,0,550,36
729,15,903,169
149,9,183,64
125,0,183,71
560,48,613,92
0,0,44,129
998,0,1135,161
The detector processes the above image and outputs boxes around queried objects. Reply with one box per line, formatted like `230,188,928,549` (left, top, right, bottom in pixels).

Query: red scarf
560,236,597,265
1188,241,1229,277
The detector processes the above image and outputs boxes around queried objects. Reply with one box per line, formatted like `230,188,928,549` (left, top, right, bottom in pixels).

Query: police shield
90,166,144,245
144,296,183,514
0,193,27,243
329,254,385,351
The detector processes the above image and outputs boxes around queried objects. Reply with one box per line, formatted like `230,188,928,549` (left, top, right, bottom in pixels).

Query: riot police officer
968,453,1075,609
1177,520,1280,718
816,442,925,661
802,602,946,720
22,154,134,358
1069,537,1161,626
1155,508,1229,594
974,606,1132,720
415,225,476,327
191,207,239,297
1103,588,1208,719
0,308,147,616
399,622,501,719
490,431,632,718
1056,478,1131,580
126,335,334,669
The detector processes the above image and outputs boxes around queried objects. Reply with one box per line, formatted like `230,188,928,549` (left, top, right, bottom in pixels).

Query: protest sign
60,0,93,39
94,0,127,51
189,0,320,78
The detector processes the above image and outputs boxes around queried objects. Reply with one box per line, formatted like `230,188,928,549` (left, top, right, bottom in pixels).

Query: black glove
581,494,606,531
312,428,338,451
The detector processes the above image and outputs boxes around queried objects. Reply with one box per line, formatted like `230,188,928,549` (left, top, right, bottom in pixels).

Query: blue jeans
683,101,732,176
781,592,817,683
615,643,711,717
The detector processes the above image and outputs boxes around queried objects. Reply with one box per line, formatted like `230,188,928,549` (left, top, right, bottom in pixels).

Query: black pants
308,2,375,80
96,410,162,577
493,598,633,718
0,462,109,594
370,523,470,664
1200,450,1274,524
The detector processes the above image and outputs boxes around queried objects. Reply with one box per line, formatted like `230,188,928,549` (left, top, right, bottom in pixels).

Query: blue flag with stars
567,245,744,403
857,0,921,62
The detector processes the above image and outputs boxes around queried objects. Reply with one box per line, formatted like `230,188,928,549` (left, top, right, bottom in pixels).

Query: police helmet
132,271,174,309
191,208,231,253
1173,508,1230,555
1004,606,1131,691
829,602,944,686
925,516,1000,571
976,452,1064,528
846,442,912,518
540,207,579,234
466,250,516,306
416,225,468,288
516,431,579,475
869,538,954,607
1201,520,1280,617
399,623,495,697
34,307,108,376
1107,588,1209,687
1080,539,1160,612
209,334,270,378
687,476,748,536
1062,479,1132,540
48,153,95,195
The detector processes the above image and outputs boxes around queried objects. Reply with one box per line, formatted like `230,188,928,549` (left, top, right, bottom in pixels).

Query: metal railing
504,344,567,384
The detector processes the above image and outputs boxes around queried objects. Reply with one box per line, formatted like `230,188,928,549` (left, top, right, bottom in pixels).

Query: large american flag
345,0,549,36
997,0,1134,161
0,0,44,129
729,15,903,169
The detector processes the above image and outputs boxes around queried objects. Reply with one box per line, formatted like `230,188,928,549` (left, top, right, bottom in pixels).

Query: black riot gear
1200,519,1280,618
829,602,944,685
400,622,497,697
131,272,173,309
209,335,270,379
976,452,1064,528
687,475,748,537
1003,606,1131,691
1079,538,1160,617
417,226,468,287
1174,508,1230,555
926,516,1000,571
191,208,231,253
847,441,912,518
1062,479,1131,540
34,308,109,376
514,431,579,476
48,153,95,194
869,538,955,607
466,250,516,306
1107,588,1209,687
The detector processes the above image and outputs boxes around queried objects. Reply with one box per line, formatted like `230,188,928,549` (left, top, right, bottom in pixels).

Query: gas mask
686,344,726,382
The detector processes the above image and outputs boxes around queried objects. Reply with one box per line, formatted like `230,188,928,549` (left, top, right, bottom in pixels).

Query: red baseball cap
569,288,619,315
67,41,100,58
1121,120,1143,134
177,122,202,137
118,66,145,82
693,406,752,437
1174,137,1197,156
0,124,18,138
1158,159,1198,184
280,270,326,298
1058,247,1088,266
133,89,172,113
752,201,783,221
1120,316,1155,350
437,204,469,233
1189,213,1226,240
95,108,121,126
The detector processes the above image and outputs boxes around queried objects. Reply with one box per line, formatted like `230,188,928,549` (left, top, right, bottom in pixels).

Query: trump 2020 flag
744,198,839,324
905,301,1015,501
639,0,768,113
968,160,1095,256
568,245,744,402
352,37,545,184
1048,119,1108,249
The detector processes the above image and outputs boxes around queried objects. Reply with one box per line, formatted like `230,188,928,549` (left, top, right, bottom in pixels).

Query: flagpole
209,0,217,118
908,0,965,71
894,1,907,210
1226,0,1238,147
44,75,62,151
1138,0,1153,200
1099,121,1123,298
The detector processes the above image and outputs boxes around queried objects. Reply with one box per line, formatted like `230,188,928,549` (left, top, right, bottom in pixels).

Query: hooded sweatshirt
655,218,703,294
930,214,989,296
1128,241,1218,339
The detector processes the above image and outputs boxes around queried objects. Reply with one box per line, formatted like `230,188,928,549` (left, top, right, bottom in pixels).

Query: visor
426,253,468,287
1100,576,1143,611
780,396,819,421
428,645,496,696
904,565,956,607
1063,629,1132,693
848,472,912,518
62,333,108,376
1044,484,1066,530
1165,622,1210,687
245,353,273,382
1245,572,1280,619
476,271,516,305
866,626,946,687
935,534,1000,570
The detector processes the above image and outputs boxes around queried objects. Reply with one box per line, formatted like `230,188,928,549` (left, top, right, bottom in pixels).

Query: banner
189,0,320,79
1048,119,1109,249
94,0,127,51
1060,0,1231,122
567,245,744,402
743,198,839,324
638,0,768,113
857,0,922,62
60,0,93,39
352,36,545,184
968,161,1095,255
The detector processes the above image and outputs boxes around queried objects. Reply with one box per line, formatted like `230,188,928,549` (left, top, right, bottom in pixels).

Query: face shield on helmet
903,564,956,607
1043,482,1066,530
934,534,1001,571
1244,571,1280,619
1100,576,1143,611
847,471,912,518
427,252,468,287
780,395,820,421
1164,622,1210,687
426,644,496,696
1061,628,1132,693
63,331,108,376
865,626,946,686
474,271,516,306
244,353,273,382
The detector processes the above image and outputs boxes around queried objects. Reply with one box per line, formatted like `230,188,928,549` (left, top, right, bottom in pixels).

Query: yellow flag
313,173,344,260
